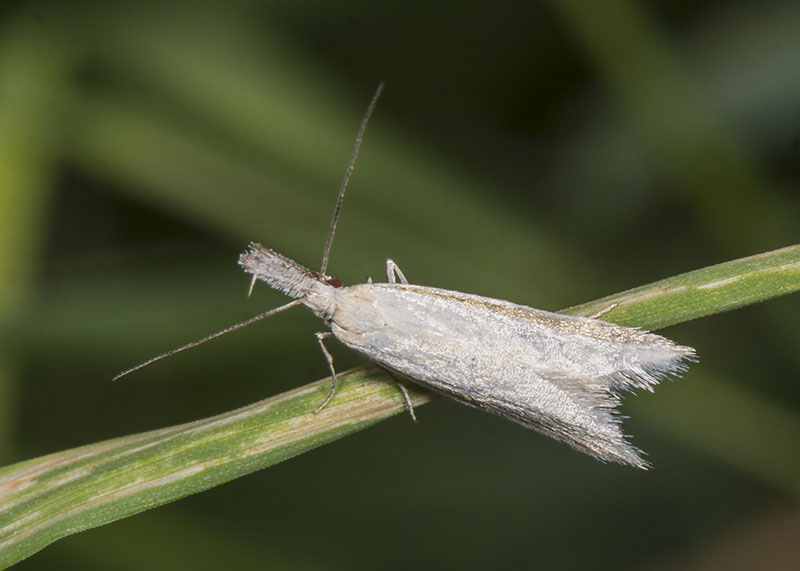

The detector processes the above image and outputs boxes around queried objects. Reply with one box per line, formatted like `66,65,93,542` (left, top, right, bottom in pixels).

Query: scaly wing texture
330,284,695,468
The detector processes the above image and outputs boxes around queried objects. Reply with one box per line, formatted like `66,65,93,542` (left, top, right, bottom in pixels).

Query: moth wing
330,283,694,468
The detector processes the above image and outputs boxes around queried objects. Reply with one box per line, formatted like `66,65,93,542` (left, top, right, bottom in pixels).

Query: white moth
238,246,694,469
117,84,695,469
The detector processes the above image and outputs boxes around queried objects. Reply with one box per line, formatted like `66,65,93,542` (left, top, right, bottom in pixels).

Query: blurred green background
1,0,799,569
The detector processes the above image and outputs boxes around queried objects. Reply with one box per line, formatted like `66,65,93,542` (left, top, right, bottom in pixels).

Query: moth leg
247,274,258,297
385,259,408,284
589,302,619,319
380,367,417,422
313,331,339,413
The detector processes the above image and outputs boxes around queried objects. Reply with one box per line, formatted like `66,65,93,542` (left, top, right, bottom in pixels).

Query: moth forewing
324,283,694,468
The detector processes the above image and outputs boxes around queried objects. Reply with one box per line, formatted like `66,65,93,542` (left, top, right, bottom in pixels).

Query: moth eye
327,277,342,288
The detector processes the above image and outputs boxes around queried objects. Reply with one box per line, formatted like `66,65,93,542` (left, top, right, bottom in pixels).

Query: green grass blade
0,368,433,568
1,244,798,567
564,244,800,328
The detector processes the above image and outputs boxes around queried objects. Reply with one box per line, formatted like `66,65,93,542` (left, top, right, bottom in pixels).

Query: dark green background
1,0,799,569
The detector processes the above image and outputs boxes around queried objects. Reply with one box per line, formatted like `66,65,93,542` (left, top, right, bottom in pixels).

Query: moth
118,84,695,469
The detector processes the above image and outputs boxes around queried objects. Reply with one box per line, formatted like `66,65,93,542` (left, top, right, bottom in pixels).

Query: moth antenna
320,82,384,275
113,300,301,381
